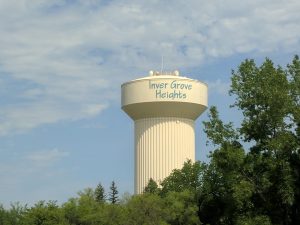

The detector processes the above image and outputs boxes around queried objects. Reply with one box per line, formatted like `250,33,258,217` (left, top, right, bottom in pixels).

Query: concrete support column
134,117,195,194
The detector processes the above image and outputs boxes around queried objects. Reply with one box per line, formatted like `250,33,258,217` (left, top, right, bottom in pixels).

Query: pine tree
94,182,106,203
109,181,119,204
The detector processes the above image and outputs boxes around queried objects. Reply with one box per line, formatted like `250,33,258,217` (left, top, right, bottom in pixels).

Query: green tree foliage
62,198,81,225
144,178,159,194
235,215,272,225
199,55,300,225
99,204,127,225
229,56,300,225
0,203,26,225
160,160,206,195
0,205,5,225
94,182,106,203
23,201,67,225
126,194,167,225
203,106,238,146
164,190,200,225
109,181,119,204
230,58,292,143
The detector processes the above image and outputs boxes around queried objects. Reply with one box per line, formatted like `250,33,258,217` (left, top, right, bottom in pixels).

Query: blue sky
0,0,299,207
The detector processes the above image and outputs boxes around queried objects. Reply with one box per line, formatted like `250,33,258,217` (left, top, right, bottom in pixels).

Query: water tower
121,71,207,194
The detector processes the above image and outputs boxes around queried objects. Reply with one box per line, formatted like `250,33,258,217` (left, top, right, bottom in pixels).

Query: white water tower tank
121,71,208,194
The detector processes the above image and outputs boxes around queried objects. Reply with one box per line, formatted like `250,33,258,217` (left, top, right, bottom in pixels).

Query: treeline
1,56,300,225
0,162,202,225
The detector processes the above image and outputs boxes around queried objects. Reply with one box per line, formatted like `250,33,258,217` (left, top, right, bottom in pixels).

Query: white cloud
205,79,230,95
27,148,69,167
0,101,107,136
0,0,299,135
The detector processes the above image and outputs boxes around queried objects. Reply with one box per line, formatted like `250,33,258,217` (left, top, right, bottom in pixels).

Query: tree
126,194,167,225
230,58,293,143
198,56,300,225
160,160,206,196
203,106,238,146
109,181,119,204
144,178,159,194
95,182,106,203
164,190,200,225
98,204,127,225
62,198,80,225
199,106,244,224
288,55,300,137
0,205,7,225
76,188,100,224
23,201,67,225
229,56,300,224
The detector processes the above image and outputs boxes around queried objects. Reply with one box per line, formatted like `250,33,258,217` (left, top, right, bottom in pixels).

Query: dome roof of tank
122,72,207,87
